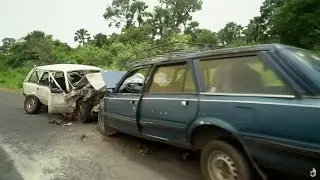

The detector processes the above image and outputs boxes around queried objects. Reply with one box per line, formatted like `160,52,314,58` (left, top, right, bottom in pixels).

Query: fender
25,93,42,104
186,117,239,142
186,117,267,180
24,92,37,97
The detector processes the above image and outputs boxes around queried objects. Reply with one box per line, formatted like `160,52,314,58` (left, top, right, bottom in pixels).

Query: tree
269,0,320,49
258,0,286,42
196,29,218,45
23,30,47,41
159,0,203,31
184,21,201,41
91,33,108,48
74,29,91,46
184,22,217,44
0,38,16,52
148,6,173,40
217,22,243,45
103,0,151,30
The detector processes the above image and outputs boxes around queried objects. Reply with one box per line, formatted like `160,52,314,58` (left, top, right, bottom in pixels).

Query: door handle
37,87,39,90
130,100,135,104
181,100,188,106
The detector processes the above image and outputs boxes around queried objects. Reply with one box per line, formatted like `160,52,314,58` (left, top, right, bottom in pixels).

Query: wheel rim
27,99,35,110
207,151,238,180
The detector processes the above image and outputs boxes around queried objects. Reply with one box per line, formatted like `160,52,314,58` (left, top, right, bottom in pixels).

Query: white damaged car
22,64,127,123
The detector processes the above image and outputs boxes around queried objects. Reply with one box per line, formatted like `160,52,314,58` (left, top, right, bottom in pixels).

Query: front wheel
200,140,253,180
24,96,41,114
97,107,118,136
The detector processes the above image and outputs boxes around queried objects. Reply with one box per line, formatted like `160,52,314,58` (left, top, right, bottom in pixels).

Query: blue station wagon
98,44,320,180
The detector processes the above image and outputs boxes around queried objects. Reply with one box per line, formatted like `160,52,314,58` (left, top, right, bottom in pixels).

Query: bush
0,67,30,90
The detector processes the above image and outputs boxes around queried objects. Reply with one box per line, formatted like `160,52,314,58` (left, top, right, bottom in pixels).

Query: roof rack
124,41,225,67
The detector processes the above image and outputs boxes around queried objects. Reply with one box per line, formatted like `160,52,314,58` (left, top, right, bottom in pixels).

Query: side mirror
106,88,115,93
125,83,143,93
50,87,63,93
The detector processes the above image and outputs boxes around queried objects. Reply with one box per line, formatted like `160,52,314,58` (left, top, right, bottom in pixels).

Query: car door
36,71,50,105
47,71,69,114
139,61,199,145
104,65,151,134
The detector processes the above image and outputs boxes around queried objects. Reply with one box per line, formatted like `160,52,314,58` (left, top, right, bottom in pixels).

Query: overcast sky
0,0,264,47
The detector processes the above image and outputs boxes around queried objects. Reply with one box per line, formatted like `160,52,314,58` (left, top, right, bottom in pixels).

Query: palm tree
74,29,91,46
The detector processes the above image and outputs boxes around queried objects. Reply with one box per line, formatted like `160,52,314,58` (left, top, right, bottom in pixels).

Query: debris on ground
137,143,152,156
62,122,72,126
48,119,63,125
80,134,87,141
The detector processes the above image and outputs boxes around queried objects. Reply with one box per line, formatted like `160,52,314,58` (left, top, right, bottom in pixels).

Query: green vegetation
0,0,319,90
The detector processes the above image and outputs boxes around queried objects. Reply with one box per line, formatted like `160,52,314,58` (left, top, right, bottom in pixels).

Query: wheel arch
25,94,43,106
187,118,267,180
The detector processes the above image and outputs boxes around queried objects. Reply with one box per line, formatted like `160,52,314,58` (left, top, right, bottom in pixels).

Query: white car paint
23,64,102,114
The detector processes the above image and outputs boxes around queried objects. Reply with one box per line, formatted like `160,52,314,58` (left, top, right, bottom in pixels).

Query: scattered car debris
48,119,63,125
80,134,87,141
62,122,72,126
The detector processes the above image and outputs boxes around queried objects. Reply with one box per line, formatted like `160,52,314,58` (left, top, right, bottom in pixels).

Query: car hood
74,71,127,91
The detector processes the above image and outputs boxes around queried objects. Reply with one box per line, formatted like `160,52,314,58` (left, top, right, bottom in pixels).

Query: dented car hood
74,71,127,91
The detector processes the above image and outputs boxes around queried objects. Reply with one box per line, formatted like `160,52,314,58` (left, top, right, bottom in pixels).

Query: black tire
200,140,253,180
97,106,118,136
75,100,92,123
24,96,41,114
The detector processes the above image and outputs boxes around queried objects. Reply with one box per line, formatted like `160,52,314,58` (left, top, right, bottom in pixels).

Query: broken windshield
67,70,101,86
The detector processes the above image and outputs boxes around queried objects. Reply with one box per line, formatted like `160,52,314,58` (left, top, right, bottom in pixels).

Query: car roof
35,64,102,72
134,43,289,66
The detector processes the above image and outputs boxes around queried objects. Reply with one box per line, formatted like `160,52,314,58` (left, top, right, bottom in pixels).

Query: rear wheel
24,96,41,114
75,100,92,123
97,107,117,136
200,140,253,180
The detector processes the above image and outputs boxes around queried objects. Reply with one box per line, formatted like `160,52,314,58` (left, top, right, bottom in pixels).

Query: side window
28,70,40,83
148,63,196,93
39,72,49,86
117,67,149,94
199,55,293,95
184,67,197,92
51,71,66,91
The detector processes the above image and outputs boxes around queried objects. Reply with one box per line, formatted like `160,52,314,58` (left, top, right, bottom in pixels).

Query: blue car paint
102,44,320,178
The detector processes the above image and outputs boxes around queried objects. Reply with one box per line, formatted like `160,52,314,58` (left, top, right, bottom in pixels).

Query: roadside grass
0,68,30,92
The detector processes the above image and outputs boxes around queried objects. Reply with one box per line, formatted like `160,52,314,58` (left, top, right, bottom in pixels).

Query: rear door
36,71,50,105
139,61,199,145
103,66,151,134
23,69,42,96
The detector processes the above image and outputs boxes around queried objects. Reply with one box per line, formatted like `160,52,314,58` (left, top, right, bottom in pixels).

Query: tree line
0,0,319,71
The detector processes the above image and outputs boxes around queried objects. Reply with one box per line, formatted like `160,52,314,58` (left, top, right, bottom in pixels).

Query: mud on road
0,91,201,180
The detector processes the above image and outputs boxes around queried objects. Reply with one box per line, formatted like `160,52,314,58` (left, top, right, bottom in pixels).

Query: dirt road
0,91,201,180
